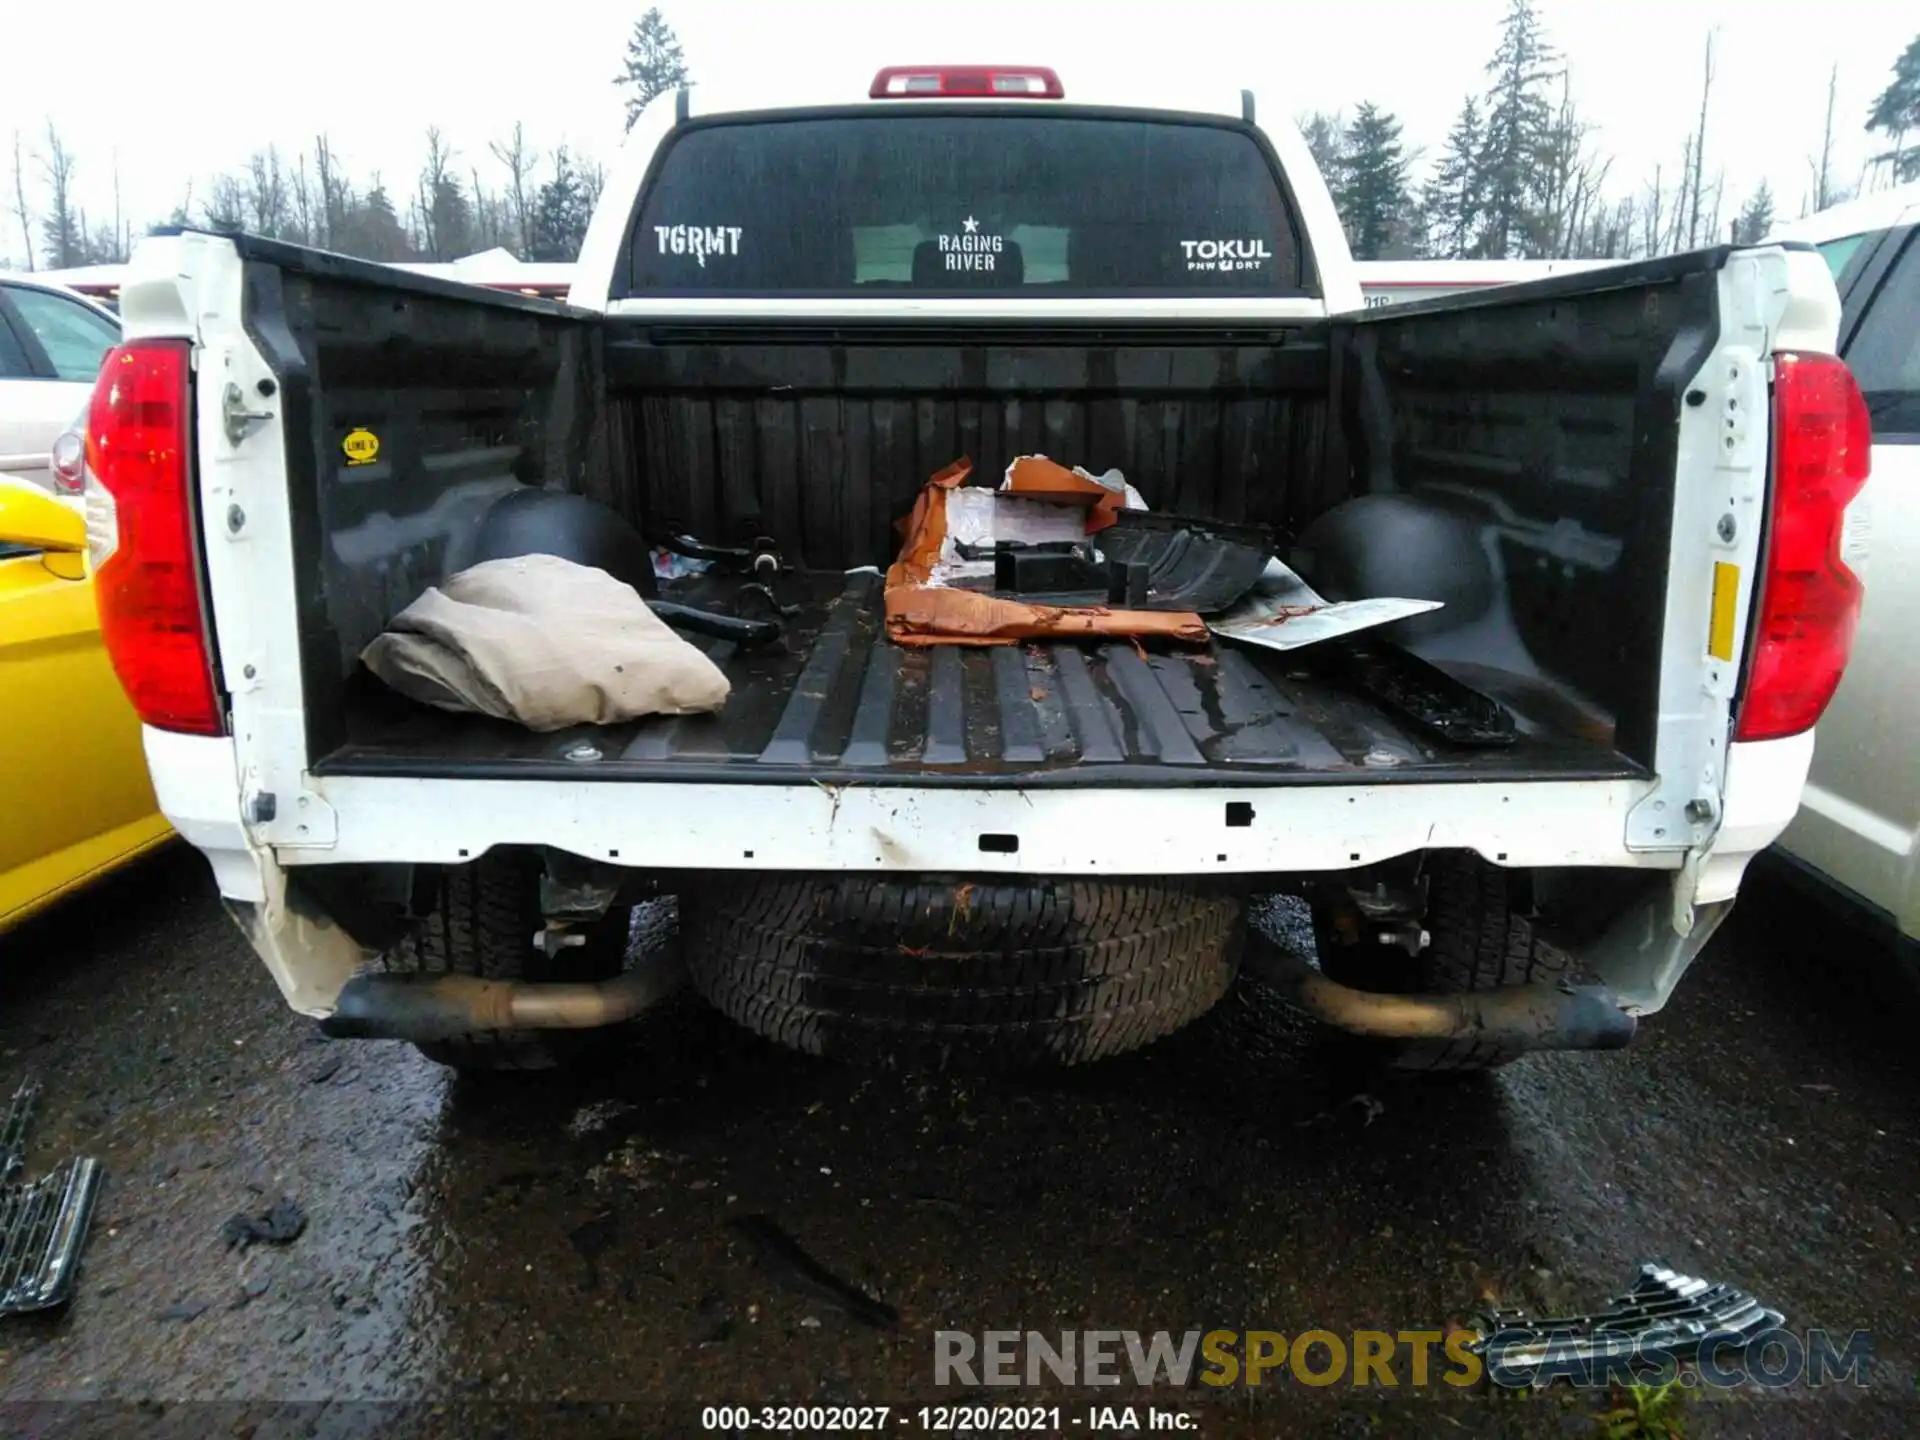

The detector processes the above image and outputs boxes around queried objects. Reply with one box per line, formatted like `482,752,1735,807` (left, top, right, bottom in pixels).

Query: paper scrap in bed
1001,454,1141,532
1208,558,1442,653
885,459,1209,647
362,553,730,730
931,485,1089,588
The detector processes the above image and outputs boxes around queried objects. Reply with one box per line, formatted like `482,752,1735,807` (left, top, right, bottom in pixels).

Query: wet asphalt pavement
0,845,1916,1439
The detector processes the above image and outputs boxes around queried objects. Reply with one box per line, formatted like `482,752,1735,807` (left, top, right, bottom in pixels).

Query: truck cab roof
677,69,1255,122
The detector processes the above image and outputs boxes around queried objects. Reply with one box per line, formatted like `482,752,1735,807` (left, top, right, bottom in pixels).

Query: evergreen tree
1475,0,1559,258
335,179,413,261
1423,98,1484,258
530,146,591,261
1298,111,1347,200
422,175,473,259
1867,34,1920,184
1731,181,1775,245
616,9,691,133
416,128,473,260
1335,103,1414,260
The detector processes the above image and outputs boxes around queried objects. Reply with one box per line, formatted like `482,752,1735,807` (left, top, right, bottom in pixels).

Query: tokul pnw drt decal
1181,238,1273,273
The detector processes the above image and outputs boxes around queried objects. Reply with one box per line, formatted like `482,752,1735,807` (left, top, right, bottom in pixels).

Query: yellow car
0,477,171,930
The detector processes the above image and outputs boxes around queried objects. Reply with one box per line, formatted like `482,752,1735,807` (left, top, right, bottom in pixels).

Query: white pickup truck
88,66,1870,1077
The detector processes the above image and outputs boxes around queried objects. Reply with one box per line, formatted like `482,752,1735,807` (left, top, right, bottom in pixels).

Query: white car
0,276,121,493
1770,183,1920,950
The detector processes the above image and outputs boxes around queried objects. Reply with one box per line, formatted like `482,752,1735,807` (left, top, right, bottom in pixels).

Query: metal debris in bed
0,1079,104,1314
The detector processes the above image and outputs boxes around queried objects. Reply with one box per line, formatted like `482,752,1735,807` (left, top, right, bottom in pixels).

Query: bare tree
1807,63,1842,214
468,165,492,250
1592,193,1640,259
202,172,247,232
1640,163,1668,257
111,152,125,262
1700,170,1726,247
245,147,291,238
289,152,315,245
1684,31,1716,249
489,122,539,258
9,130,32,270
313,134,349,249
37,122,83,269
1534,76,1614,257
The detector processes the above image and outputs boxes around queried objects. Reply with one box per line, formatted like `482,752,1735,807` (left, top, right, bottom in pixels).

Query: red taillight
1734,351,1872,743
85,339,224,736
869,65,1064,99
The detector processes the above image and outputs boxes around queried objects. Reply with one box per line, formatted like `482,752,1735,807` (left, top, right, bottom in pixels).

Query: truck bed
317,570,1638,788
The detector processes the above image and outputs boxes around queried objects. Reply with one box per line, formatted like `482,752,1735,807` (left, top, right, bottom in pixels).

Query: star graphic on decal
963,216,979,233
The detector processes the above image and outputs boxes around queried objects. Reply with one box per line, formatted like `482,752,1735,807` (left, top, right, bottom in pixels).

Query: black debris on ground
727,1213,901,1330
220,1195,307,1251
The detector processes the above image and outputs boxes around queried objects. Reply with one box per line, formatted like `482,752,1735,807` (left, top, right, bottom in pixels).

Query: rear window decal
1182,239,1273,273
655,224,743,266
624,116,1308,297
938,217,1004,272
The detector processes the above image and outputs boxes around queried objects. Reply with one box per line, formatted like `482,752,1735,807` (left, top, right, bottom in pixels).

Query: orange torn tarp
883,459,1210,648
1002,454,1128,534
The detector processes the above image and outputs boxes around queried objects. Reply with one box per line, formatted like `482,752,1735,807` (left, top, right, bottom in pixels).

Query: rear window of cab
619,110,1311,299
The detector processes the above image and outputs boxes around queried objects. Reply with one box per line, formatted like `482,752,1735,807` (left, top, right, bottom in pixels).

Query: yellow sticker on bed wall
343,428,380,466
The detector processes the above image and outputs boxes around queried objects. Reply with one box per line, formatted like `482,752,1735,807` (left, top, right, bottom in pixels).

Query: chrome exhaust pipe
1243,931,1637,1053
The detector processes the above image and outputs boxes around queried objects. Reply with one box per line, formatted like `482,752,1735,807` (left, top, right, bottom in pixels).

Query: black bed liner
318,573,1640,789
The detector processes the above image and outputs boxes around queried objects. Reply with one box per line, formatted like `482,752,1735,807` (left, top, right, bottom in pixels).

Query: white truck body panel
105,73,1856,1022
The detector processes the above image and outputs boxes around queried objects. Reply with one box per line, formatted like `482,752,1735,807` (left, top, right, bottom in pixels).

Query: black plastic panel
1333,261,1722,766
598,331,1334,572
241,256,604,762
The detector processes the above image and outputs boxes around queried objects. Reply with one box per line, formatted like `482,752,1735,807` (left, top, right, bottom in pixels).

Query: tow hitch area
1471,1263,1784,1387
0,1078,104,1314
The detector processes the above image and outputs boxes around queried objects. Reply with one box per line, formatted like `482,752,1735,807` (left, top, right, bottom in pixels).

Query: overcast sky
3,0,1914,265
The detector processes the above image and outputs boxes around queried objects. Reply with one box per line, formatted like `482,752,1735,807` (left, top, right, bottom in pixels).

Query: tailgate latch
221,381,275,447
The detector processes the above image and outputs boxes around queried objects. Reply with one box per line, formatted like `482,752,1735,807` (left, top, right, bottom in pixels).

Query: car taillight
1733,351,1872,743
50,425,87,495
85,339,224,736
869,65,1064,99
